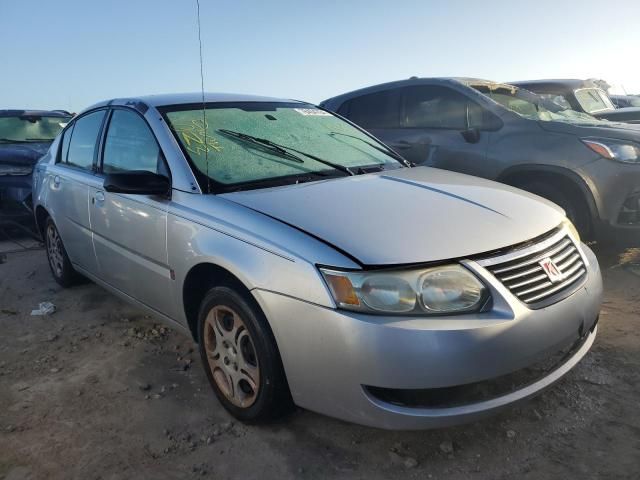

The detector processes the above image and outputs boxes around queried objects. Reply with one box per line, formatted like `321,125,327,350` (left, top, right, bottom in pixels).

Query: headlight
0,164,32,176
561,217,580,243
320,265,488,315
582,137,640,164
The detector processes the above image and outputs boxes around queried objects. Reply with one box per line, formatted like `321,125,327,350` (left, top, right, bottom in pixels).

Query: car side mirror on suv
461,104,504,144
103,170,171,196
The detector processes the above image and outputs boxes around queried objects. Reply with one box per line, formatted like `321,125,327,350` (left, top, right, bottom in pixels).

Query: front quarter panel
167,191,359,326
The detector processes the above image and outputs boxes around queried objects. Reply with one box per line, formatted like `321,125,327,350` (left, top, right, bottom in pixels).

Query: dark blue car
0,109,72,216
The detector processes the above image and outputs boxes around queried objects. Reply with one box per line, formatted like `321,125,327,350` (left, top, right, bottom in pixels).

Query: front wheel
197,286,293,422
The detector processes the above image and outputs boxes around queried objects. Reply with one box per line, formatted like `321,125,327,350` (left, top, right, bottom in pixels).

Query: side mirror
103,171,170,196
461,127,481,144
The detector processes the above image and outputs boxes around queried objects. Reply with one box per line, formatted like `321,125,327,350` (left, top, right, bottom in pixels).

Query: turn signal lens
582,140,613,159
323,273,360,306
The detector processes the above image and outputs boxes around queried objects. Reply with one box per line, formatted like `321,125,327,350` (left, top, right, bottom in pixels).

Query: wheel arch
182,262,254,343
498,165,600,222
34,205,50,238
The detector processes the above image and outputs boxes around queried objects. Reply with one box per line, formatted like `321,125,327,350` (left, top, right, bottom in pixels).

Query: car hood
593,107,640,123
0,141,51,166
221,167,565,265
538,119,640,141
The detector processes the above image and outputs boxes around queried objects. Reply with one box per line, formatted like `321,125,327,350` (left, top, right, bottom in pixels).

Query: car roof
508,79,598,93
0,109,73,118
320,77,503,106
81,92,306,114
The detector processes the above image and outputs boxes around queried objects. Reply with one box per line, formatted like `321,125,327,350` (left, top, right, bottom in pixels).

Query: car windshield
574,88,615,113
0,115,71,143
161,102,404,192
472,85,605,126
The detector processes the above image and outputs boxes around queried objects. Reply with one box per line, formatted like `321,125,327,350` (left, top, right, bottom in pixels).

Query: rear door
88,108,174,317
45,110,107,274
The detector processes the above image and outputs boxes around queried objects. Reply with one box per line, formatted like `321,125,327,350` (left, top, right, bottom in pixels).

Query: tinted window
575,88,613,113
402,86,468,129
103,110,161,174
66,110,106,170
58,125,74,163
344,90,400,128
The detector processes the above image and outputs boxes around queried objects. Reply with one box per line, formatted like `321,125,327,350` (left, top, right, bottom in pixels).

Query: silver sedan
32,93,602,429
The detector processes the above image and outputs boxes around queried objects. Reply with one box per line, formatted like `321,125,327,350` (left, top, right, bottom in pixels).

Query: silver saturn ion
32,94,602,429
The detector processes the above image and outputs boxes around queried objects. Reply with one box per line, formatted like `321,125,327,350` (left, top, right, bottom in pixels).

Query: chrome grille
478,230,587,307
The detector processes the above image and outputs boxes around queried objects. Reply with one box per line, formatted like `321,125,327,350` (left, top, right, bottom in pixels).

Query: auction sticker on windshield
294,108,332,116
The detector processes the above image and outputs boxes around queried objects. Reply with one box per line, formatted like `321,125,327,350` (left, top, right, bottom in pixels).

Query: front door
390,85,490,176
89,108,175,318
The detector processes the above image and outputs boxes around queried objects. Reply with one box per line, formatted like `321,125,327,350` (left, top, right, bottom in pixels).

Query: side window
345,90,400,129
102,110,161,174
66,110,106,171
58,124,74,163
402,86,469,130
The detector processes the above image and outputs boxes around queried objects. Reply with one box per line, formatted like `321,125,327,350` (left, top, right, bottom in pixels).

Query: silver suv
33,93,602,429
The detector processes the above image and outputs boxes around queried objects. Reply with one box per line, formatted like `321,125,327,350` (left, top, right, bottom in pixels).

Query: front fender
166,192,360,326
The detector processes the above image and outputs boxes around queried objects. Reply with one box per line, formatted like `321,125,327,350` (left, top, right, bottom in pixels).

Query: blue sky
1,0,639,112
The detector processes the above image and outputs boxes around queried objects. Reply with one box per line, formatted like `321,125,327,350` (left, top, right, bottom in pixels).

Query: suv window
342,90,400,128
575,88,614,113
65,110,106,171
102,109,161,174
402,86,469,129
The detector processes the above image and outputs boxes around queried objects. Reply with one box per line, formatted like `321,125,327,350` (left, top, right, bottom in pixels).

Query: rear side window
575,88,613,113
401,86,468,129
65,110,106,171
102,110,161,174
342,90,400,129
58,124,74,163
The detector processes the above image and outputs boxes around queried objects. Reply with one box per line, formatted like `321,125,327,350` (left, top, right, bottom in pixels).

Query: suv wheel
44,217,81,287
197,286,293,422
522,182,591,238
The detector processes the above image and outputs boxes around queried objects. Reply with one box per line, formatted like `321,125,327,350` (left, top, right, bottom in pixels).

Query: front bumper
580,159,640,246
253,244,602,429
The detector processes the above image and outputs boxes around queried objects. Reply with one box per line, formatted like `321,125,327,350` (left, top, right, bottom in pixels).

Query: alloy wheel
46,224,64,278
203,305,260,408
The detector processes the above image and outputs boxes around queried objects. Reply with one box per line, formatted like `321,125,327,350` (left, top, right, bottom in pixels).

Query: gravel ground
1,246,639,480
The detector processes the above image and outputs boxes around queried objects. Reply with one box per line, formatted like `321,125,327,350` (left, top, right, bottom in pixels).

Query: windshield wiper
218,129,305,163
328,131,413,167
218,129,354,176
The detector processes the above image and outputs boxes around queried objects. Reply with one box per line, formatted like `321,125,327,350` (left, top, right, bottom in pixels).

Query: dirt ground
1,241,639,480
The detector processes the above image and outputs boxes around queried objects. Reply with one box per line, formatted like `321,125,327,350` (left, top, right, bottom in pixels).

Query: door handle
53,175,61,187
93,191,105,205
391,141,412,150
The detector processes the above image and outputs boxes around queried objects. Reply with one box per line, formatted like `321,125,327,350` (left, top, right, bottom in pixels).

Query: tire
197,285,294,423
44,217,81,287
521,181,592,238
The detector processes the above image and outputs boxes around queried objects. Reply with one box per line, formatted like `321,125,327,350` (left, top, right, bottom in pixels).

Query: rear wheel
44,217,80,287
520,181,592,238
197,285,293,422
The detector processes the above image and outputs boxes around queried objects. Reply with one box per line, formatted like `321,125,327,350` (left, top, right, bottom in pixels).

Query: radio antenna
195,0,209,193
